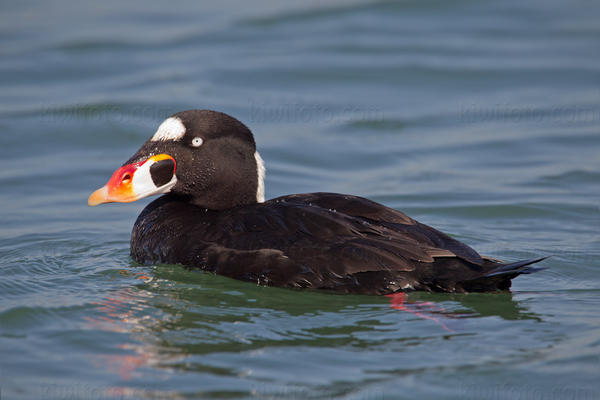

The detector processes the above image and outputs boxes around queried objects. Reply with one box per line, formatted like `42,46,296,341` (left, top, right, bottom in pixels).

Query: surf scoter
88,109,545,294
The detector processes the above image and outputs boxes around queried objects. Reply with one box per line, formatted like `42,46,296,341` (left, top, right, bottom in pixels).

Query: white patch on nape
150,117,186,141
254,151,266,203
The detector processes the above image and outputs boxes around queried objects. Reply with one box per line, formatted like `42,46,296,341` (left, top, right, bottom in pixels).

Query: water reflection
86,265,545,397
85,281,163,382
386,292,454,332
406,291,543,322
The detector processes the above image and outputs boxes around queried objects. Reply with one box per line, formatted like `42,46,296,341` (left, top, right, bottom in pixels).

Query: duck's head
88,110,265,210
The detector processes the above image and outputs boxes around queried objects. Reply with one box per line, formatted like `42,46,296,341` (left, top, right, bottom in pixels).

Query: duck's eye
191,137,204,148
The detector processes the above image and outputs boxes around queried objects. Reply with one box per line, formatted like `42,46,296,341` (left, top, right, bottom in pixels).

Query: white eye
191,137,204,147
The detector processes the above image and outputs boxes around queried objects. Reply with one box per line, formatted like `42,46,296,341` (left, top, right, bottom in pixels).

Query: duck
88,109,546,294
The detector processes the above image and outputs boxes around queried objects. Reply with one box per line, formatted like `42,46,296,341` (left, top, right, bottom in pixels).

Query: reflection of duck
88,110,546,294
87,268,544,389
405,291,542,322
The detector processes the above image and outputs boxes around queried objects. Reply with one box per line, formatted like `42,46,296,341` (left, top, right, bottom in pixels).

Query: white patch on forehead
254,151,265,203
151,117,186,141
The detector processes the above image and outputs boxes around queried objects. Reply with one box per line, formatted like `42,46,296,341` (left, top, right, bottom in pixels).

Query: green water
1,0,599,399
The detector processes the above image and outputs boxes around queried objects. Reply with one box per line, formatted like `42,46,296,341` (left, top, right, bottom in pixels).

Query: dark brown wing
274,193,484,265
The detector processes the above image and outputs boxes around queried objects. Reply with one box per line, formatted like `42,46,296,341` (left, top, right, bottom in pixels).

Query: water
1,0,599,399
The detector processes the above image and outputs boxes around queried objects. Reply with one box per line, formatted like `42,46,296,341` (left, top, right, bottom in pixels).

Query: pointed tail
485,256,549,278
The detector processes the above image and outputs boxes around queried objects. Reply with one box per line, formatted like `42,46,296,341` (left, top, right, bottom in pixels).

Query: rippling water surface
1,1,599,399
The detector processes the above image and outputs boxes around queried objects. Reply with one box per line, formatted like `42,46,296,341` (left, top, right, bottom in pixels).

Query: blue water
1,1,599,399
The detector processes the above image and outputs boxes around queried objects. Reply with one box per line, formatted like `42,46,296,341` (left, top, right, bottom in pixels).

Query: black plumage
94,109,546,294
131,194,545,294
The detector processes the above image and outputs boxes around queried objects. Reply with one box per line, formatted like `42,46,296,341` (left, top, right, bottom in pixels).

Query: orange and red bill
88,154,177,206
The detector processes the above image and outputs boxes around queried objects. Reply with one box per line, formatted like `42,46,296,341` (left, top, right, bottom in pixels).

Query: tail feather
485,256,549,278
459,256,548,292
